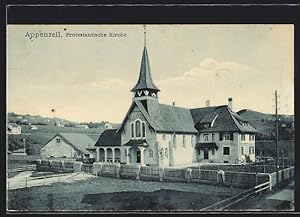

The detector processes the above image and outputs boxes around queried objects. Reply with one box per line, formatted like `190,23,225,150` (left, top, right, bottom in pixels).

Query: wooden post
43,176,46,185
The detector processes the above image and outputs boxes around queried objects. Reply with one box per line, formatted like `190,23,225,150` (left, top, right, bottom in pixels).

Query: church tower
131,25,161,115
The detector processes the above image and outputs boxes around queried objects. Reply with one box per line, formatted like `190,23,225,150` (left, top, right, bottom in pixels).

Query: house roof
8,123,20,128
44,133,96,155
131,46,160,92
191,105,258,133
94,129,121,147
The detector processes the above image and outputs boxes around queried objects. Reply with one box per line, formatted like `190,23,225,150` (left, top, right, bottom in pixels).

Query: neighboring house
40,133,96,160
94,30,258,167
7,123,22,135
30,125,38,130
77,124,89,129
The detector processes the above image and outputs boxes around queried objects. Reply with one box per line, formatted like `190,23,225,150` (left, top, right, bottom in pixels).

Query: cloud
155,57,289,113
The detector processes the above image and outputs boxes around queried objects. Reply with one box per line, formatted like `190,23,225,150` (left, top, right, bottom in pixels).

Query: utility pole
23,138,26,154
274,90,279,187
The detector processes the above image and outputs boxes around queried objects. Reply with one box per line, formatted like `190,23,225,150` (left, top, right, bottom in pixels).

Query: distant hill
237,109,294,140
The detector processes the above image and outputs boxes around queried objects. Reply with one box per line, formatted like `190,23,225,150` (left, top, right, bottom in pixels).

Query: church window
162,134,166,140
183,135,186,148
165,148,168,158
172,134,177,149
191,135,194,146
149,149,153,158
131,123,134,138
135,120,141,138
142,122,146,138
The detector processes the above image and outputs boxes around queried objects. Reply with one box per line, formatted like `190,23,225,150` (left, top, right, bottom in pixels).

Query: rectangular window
224,133,231,141
183,135,186,148
212,149,215,155
173,134,177,149
241,134,245,141
191,135,194,146
212,133,215,141
223,147,230,155
162,134,166,140
249,146,254,154
203,134,209,141
241,146,244,155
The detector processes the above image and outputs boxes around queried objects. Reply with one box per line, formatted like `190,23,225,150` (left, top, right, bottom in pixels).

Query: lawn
8,176,243,211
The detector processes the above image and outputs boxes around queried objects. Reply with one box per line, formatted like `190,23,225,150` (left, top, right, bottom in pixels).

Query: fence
270,166,294,187
200,180,271,211
36,159,81,173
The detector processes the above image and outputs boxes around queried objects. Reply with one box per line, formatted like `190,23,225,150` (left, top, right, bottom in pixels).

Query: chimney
173,101,176,106
205,100,210,107
228,97,233,111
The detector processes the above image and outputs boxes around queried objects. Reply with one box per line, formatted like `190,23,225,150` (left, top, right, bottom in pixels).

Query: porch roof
195,142,219,150
123,139,149,148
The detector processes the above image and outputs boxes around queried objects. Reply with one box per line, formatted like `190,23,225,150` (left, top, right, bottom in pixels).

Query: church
94,27,258,168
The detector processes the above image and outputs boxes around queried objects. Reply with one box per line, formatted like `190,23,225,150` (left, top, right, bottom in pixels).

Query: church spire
131,25,160,97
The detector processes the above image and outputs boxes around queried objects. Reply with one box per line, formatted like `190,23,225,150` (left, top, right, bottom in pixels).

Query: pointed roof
131,46,160,92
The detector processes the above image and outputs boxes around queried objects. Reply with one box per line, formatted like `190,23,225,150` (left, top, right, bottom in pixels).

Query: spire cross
143,24,146,47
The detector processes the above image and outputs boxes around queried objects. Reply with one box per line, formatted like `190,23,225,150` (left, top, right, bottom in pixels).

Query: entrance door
136,149,141,163
204,149,209,160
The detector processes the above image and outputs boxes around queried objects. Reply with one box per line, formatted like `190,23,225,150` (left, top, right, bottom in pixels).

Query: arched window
131,123,134,138
142,122,146,138
173,134,176,145
135,120,141,138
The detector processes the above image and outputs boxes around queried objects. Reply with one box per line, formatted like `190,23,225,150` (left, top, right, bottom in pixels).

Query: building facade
94,29,258,167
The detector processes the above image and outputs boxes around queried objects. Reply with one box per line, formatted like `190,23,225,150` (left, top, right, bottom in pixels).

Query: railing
8,165,36,174
200,180,271,211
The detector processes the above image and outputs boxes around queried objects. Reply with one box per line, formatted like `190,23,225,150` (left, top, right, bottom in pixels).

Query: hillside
237,109,294,140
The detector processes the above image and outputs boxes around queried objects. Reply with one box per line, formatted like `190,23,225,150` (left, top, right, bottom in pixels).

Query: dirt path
7,172,95,190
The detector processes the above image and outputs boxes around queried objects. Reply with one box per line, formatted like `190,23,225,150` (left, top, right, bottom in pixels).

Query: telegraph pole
274,90,279,187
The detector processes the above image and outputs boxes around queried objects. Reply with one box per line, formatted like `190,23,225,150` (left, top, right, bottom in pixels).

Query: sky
7,24,294,123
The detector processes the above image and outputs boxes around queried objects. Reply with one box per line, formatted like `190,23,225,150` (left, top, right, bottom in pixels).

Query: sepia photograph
6,23,294,212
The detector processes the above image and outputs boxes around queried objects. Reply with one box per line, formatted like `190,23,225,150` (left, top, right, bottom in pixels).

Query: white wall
40,136,77,158
157,133,196,167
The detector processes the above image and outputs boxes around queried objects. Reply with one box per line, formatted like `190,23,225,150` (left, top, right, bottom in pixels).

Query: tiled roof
59,133,96,155
131,46,160,92
156,104,198,133
94,129,121,147
191,105,258,133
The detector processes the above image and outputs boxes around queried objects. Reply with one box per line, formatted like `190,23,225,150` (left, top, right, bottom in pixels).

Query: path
7,172,95,190
225,180,294,211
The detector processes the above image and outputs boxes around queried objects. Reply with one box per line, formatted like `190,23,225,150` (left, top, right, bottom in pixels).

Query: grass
7,176,243,211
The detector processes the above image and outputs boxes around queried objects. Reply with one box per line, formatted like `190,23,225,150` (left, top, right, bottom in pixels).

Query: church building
94,27,258,167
